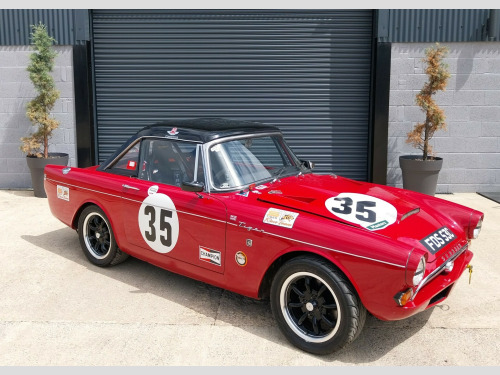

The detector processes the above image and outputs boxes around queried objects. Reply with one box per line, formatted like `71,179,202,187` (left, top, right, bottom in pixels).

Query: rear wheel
270,256,366,355
78,205,129,267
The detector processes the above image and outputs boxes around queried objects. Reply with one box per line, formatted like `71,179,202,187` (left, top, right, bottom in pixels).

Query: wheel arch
72,201,99,229
72,201,119,242
258,249,362,303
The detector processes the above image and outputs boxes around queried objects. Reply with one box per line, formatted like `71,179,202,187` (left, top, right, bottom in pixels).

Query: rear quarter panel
44,165,126,249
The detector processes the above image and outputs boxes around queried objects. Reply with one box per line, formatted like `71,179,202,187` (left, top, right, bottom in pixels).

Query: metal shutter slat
92,10,372,180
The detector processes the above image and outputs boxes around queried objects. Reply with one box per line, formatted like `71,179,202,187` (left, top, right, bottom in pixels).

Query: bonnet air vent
401,207,420,221
282,195,316,204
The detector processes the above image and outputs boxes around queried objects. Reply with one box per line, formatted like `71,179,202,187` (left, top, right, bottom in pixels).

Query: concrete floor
0,190,498,366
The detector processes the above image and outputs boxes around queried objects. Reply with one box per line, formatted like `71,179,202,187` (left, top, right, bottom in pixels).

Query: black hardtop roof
137,117,281,143
98,118,281,170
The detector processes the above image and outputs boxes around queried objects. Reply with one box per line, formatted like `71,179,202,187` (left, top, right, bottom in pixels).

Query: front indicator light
394,288,414,306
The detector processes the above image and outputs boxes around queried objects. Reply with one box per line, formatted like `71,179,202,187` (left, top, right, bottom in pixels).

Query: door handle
122,184,140,191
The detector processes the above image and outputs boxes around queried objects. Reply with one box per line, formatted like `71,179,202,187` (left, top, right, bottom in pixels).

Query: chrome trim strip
46,178,227,225
411,244,468,300
226,222,406,268
48,177,406,269
193,144,200,182
48,178,121,200
178,209,226,225
141,135,203,143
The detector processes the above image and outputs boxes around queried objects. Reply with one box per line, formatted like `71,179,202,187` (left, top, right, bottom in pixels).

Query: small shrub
406,43,450,160
20,23,60,158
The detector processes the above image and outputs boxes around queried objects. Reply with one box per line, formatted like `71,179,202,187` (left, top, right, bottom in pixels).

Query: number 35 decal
139,193,179,253
325,193,397,231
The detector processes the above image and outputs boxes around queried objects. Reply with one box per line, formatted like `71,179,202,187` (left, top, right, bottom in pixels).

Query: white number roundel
325,193,397,231
139,193,179,253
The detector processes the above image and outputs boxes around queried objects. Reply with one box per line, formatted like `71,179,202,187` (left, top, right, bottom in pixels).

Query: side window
108,142,141,176
138,139,202,187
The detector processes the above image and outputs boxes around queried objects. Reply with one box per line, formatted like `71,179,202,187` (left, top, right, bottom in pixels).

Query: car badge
268,190,282,194
62,167,71,175
167,127,179,136
148,185,159,196
235,251,247,266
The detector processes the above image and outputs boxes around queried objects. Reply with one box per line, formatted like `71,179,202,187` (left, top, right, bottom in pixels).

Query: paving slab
0,190,498,366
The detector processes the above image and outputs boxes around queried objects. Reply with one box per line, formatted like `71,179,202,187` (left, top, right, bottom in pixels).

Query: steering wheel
214,169,234,188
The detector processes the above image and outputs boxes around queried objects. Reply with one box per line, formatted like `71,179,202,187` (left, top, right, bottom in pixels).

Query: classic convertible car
44,118,484,355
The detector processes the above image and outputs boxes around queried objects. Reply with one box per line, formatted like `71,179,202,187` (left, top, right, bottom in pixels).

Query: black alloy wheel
78,205,129,267
270,256,366,355
283,272,341,340
84,212,111,259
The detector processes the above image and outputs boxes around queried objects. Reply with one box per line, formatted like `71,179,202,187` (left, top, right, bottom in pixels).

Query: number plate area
420,226,457,254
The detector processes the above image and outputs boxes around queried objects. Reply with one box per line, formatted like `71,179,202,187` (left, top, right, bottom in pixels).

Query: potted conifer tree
399,43,450,196
20,23,68,198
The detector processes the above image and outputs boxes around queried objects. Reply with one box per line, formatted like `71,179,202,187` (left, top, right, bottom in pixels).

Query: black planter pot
399,155,443,196
26,153,69,198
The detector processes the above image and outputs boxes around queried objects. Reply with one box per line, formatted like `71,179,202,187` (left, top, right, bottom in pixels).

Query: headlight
413,256,426,286
473,218,482,239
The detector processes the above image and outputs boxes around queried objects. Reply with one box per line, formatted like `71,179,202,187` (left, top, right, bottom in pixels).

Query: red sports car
44,118,484,355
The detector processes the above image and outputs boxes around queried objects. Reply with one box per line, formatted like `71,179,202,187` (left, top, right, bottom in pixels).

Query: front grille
428,284,453,306
411,244,467,301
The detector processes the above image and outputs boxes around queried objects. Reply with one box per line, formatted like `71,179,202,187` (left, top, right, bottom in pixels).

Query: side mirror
181,181,204,192
301,160,315,170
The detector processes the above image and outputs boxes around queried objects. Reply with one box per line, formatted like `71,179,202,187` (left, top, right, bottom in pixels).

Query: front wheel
78,205,129,267
270,256,366,355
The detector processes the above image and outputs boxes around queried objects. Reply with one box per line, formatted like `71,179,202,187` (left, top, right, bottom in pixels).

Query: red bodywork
44,165,483,321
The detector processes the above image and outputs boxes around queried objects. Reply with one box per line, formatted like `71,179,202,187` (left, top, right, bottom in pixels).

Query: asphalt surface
0,190,498,366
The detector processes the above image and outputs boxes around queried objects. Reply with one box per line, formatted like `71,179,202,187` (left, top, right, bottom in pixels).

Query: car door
116,138,227,274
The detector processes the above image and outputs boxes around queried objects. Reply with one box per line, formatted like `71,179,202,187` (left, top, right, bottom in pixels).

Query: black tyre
270,256,366,355
78,205,129,267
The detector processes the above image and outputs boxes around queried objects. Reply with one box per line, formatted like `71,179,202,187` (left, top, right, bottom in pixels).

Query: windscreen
208,135,304,191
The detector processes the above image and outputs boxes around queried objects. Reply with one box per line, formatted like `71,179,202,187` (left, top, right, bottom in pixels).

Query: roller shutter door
92,10,373,180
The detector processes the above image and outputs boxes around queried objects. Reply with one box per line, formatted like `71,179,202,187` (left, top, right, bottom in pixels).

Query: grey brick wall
387,42,500,193
0,45,76,189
